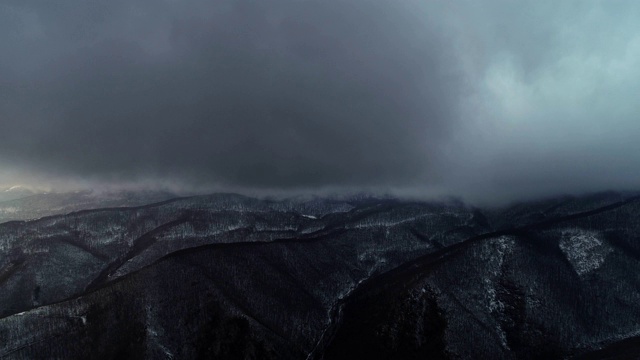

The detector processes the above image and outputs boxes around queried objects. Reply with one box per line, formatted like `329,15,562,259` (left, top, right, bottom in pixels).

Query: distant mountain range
0,189,179,223
0,186,38,203
1,192,640,359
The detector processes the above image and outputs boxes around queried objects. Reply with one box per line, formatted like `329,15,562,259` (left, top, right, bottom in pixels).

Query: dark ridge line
27,195,196,221
0,222,357,322
27,194,640,317
541,196,575,216
84,205,360,291
0,190,355,228
144,198,454,259
4,192,346,297
0,190,633,229
0,191,263,227
293,200,467,244
409,228,432,243
497,190,631,212
0,220,27,227
306,238,476,360
89,206,314,286
141,227,352,263
83,211,197,291
517,194,640,231
58,191,346,219
312,195,640,357
0,208,349,320
2,194,638,327
0,222,352,322
55,238,110,262
92,200,428,278
67,192,634,358
344,194,640,303
0,195,194,228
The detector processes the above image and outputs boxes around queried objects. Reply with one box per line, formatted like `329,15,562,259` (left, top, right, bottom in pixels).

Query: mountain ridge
1,191,639,358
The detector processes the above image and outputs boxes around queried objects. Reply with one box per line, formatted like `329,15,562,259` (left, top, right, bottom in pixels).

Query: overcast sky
1,0,639,204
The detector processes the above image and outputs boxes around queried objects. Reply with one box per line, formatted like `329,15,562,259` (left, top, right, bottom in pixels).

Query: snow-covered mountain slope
0,192,639,359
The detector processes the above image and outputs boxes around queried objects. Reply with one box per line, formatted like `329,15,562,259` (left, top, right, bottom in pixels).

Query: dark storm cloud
436,0,640,203
0,0,459,189
3,1,640,203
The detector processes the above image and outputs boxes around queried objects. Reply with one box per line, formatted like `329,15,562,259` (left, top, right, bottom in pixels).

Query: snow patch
481,236,515,350
485,236,514,314
559,229,611,276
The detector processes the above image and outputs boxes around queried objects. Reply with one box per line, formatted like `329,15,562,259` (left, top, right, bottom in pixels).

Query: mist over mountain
0,186,37,203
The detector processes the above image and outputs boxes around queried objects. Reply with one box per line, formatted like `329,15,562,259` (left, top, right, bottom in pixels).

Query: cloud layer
1,1,640,203
440,1,640,202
